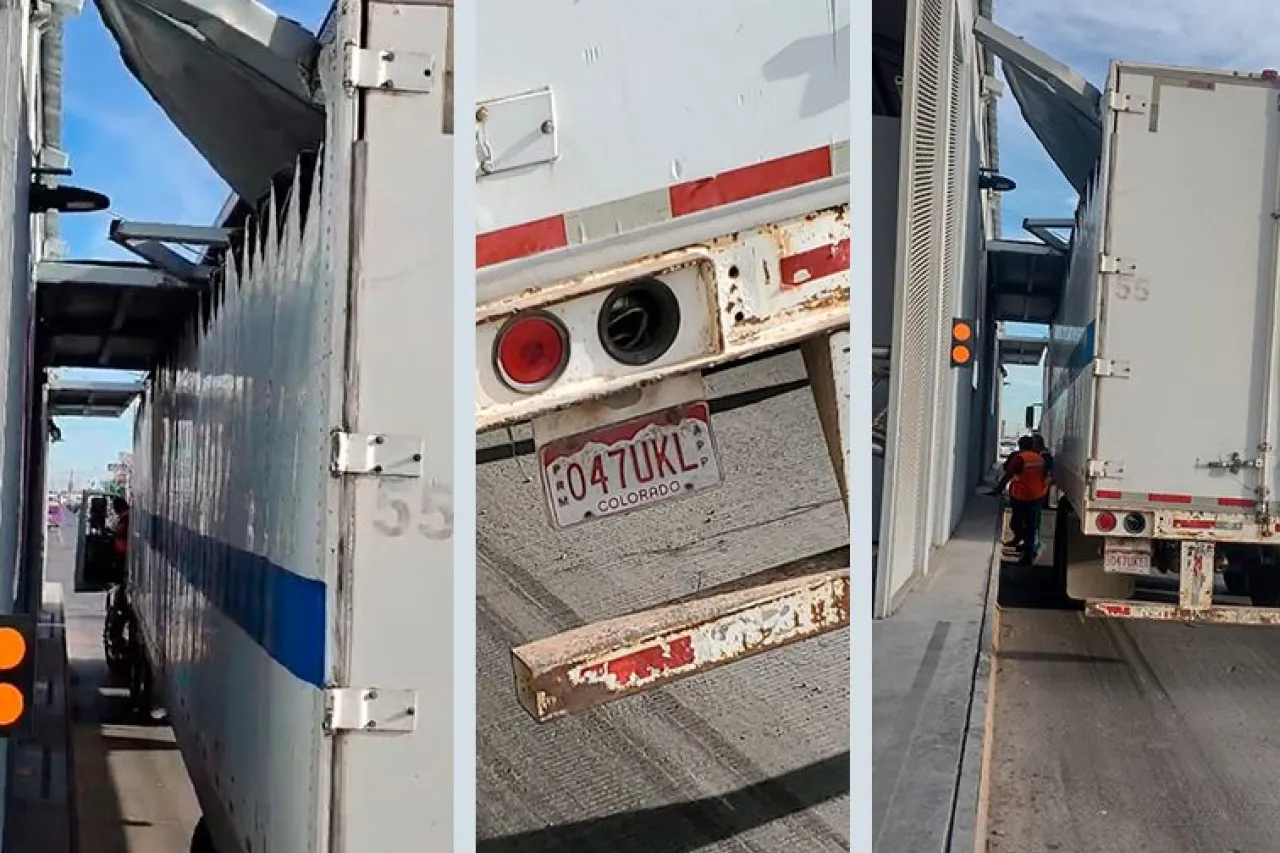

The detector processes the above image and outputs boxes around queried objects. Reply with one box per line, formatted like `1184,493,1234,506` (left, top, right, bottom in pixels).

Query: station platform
872,496,1002,853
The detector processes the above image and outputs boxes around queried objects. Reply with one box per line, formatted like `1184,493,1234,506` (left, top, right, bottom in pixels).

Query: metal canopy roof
47,378,144,418
973,17,1103,195
988,239,1067,324
36,260,204,370
94,0,325,203
998,334,1049,367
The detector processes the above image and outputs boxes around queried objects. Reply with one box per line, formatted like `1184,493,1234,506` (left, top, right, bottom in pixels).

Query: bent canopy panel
973,17,1103,195
94,0,325,203
47,379,144,418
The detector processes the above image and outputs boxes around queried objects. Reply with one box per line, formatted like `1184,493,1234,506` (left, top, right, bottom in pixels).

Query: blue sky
989,0,1278,431
47,0,327,488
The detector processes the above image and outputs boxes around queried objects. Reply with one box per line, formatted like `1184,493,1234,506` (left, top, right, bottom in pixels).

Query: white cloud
998,0,1280,78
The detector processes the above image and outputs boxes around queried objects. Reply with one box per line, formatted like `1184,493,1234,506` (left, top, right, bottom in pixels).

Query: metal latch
1199,452,1261,474
1087,459,1126,479
331,431,424,477
1092,357,1131,379
1107,91,1148,114
324,687,418,733
344,44,438,93
1098,254,1136,275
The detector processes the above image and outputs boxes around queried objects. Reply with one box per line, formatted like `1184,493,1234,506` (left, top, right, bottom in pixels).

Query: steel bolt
541,120,555,134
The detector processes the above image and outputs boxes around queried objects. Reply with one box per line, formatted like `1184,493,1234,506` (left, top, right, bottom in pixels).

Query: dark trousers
1009,498,1043,562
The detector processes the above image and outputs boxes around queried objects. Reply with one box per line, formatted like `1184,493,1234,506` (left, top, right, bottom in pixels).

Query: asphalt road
475,351,851,853
989,562,1280,853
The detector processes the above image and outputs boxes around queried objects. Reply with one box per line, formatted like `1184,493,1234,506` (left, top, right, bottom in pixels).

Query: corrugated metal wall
875,0,994,617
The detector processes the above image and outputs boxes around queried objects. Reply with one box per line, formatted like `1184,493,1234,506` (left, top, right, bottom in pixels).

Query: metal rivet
412,453,422,462
476,106,489,122
541,120,554,134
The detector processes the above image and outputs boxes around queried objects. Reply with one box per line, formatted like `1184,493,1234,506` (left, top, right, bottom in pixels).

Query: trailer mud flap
511,547,849,722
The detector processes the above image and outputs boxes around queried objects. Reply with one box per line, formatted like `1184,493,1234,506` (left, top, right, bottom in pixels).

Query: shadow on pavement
478,752,849,853
69,617,146,853
996,560,1080,612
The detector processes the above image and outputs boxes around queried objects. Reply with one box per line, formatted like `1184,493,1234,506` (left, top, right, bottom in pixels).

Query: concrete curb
946,510,1003,853
969,543,1002,852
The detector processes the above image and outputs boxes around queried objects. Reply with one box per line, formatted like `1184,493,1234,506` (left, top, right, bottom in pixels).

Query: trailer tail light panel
475,205,849,432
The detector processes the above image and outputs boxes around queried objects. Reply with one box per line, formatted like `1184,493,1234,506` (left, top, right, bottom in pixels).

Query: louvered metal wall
876,0,981,616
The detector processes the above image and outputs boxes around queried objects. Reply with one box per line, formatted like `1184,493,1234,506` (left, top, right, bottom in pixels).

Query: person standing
1005,435,1052,564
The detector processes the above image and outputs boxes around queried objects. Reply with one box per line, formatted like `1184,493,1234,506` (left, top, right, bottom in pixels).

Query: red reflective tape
1173,519,1215,530
1099,603,1132,617
576,636,695,684
476,215,568,268
1096,489,1122,500
779,239,850,290
668,146,833,217
1218,497,1256,508
1147,493,1192,504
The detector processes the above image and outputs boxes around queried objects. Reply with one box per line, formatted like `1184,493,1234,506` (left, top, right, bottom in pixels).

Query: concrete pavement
476,351,851,853
8,535,200,853
989,562,1280,852
873,497,1002,853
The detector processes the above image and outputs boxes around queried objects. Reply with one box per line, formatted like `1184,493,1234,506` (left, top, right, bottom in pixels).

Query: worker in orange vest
1004,435,1052,565
110,497,131,583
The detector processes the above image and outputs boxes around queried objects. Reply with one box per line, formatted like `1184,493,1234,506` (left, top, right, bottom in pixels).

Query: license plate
538,401,723,529
1103,540,1154,575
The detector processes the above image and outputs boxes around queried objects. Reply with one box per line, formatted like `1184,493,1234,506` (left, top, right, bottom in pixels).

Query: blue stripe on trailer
139,512,327,687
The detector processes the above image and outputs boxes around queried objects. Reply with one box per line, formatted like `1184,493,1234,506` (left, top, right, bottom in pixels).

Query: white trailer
475,0,852,721
87,0,459,851
989,34,1280,624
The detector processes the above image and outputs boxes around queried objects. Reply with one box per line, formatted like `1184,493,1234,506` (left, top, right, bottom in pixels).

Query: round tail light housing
1095,511,1118,533
1123,512,1146,535
597,277,681,367
494,312,569,392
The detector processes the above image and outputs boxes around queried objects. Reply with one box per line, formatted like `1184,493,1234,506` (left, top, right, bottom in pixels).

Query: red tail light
494,313,569,391
1095,511,1117,533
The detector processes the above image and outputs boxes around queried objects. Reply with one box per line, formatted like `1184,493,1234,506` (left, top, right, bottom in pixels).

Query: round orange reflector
0,684,24,727
953,323,973,342
0,627,26,671
952,344,972,364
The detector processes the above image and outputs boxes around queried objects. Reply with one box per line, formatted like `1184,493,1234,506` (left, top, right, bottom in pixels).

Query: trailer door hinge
1087,459,1125,479
1099,254,1136,276
331,431,424,477
344,44,438,93
1107,91,1148,114
324,687,418,733
1092,357,1131,379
